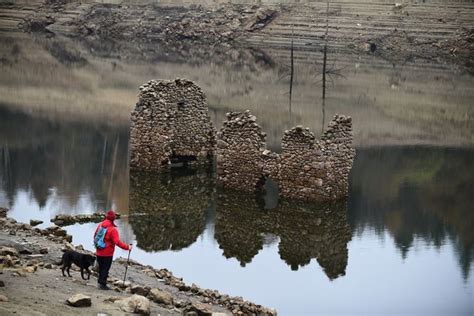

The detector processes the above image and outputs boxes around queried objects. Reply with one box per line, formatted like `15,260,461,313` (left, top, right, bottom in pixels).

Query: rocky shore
0,208,276,315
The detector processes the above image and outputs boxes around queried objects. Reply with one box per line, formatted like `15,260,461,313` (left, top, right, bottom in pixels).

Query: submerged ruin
130,79,355,202
130,79,216,171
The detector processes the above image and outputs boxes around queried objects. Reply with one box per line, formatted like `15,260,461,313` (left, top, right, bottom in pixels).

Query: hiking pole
123,244,132,285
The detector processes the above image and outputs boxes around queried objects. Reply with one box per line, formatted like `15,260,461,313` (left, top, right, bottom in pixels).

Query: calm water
0,32,473,315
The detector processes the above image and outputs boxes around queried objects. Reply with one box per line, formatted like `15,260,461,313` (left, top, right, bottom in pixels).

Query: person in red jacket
94,210,131,290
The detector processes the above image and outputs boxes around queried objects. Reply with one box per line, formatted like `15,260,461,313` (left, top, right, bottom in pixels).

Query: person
94,210,131,290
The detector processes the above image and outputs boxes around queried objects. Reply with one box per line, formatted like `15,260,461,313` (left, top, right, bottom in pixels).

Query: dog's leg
67,265,72,277
85,268,91,280
61,266,66,277
80,268,87,280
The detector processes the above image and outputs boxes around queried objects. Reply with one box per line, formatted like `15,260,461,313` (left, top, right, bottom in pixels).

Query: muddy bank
2,0,472,69
0,210,276,315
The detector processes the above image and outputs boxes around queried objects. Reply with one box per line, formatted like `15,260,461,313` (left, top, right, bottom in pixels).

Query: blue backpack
94,226,107,249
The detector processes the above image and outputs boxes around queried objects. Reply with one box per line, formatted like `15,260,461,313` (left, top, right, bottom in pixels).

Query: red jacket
94,219,129,257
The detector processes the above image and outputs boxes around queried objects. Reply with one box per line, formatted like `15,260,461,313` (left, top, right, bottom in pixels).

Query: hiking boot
98,284,111,290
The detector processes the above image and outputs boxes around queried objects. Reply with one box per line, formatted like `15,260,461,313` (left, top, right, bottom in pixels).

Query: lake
0,32,473,315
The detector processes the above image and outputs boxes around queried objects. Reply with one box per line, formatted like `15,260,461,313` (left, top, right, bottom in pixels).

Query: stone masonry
217,112,355,201
130,79,216,171
216,110,267,191
130,79,354,201
265,115,355,201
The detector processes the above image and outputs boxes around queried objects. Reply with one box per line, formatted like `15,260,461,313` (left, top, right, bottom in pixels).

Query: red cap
106,210,117,221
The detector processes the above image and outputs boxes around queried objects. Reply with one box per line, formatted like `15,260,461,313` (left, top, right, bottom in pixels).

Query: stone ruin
264,115,355,201
217,111,355,202
130,79,216,171
130,79,355,202
216,111,267,191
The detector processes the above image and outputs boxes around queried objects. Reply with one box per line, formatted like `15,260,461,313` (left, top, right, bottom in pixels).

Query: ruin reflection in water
129,168,351,278
129,168,215,252
216,191,351,279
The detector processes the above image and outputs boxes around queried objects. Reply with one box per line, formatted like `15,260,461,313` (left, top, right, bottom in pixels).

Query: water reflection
0,104,129,215
129,169,215,251
350,146,474,280
216,192,351,279
0,95,473,283
2,32,472,150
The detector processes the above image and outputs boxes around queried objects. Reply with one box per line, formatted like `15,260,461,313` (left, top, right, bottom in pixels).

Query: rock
39,248,48,254
27,254,44,260
184,301,212,316
0,280,4,287
19,247,32,255
44,263,53,269
114,280,131,288
148,288,173,306
131,284,149,296
116,294,150,315
13,270,26,277
23,266,37,273
75,245,84,251
0,208,7,218
0,294,8,302
66,293,92,307
64,243,74,250
2,255,14,267
104,296,122,303
29,219,43,226
0,247,18,257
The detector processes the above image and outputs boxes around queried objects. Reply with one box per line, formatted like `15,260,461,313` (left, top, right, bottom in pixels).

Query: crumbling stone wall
130,78,354,201
217,112,355,201
266,115,355,201
216,110,266,191
130,79,216,171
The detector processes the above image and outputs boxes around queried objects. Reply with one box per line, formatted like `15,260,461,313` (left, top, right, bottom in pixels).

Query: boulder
29,219,43,226
0,294,8,302
116,294,150,315
23,266,37,273
131,284,149,296
114,280,131,288
148,288,173,306
184,301,212,316
0,207,7,217
0,247,18,257
1,255,14,267
66,293,92,307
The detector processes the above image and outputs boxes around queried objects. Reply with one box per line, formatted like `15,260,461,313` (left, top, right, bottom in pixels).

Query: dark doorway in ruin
169,153,197,167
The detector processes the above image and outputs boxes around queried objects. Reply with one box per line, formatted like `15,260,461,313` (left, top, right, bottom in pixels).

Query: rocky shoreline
0,208,276,315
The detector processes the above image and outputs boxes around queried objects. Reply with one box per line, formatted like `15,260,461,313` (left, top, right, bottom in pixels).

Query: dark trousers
97,256,113,285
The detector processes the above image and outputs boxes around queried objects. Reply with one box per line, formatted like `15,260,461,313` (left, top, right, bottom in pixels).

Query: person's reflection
128,169,214,251
215,190,351,279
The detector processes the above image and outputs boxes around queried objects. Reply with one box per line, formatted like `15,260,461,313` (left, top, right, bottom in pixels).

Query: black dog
60,250,96,280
